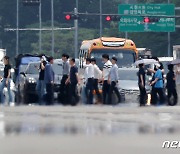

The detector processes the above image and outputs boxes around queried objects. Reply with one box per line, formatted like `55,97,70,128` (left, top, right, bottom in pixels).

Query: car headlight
28,77,36,83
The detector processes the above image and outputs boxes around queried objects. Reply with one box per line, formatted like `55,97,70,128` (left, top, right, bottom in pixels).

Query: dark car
18,61,63,104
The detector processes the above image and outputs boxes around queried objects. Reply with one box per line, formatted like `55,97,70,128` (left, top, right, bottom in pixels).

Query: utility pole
51,0,54,57
100,0,102,37
76,0,78,10
39,0,42,53
167,0,171,57
16,0,19,56
74,8,78,58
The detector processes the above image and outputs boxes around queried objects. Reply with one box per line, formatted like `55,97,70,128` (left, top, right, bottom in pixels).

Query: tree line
0,0,180,59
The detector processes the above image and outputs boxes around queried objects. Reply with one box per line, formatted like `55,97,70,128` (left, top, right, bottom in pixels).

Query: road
0,104,180,154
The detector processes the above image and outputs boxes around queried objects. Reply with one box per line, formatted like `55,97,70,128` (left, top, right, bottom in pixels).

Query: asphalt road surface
0,104,180,154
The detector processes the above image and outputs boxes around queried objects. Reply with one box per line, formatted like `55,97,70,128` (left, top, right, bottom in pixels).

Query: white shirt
93,64,102,79
103,60,112,80
109,64,119,81
85,63,94,79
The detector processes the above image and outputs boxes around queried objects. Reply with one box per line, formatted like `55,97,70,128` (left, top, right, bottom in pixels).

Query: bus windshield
91,49,136,69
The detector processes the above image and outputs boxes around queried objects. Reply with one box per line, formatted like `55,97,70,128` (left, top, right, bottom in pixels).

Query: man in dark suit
44,56,54,105
65,58,79,105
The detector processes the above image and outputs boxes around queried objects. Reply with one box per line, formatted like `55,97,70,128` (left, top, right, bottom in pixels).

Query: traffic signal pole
51,0,54,57
74,8,78,58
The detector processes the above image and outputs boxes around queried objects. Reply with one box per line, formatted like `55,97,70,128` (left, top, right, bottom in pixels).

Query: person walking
0,56,13,105
150,64,165,105
84,58,94,104
175,63,180,104
60,53,70,104
91,58,102,104
138,63,147,106
36,55,47,105
101,54,112,104
44,57,54,105
166,64,178,106
108,57,121,105
66,58,79,106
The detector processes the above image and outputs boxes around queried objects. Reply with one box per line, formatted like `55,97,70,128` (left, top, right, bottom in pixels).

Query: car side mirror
20,72,26,77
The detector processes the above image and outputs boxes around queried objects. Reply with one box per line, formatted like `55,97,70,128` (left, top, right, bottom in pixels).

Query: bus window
90,49,136,69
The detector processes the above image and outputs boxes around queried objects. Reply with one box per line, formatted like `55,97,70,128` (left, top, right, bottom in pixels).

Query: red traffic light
105,16,111,21
144,17,150,23
65,14,71,20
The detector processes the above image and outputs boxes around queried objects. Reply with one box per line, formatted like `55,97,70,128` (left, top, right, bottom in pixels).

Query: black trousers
85,78,94,104
108,81,121,104
150,87,157,105
153,88,165,105
102,80,110,104
46,83,54,105
60,75,69,104
167,88,178,106
93,79,102,102
68,83,79,106
139,85,147,106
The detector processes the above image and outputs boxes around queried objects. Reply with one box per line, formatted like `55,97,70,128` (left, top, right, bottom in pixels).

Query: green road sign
118,4,175,32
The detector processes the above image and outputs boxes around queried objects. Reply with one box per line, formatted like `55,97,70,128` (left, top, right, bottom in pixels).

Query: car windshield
118,69,138,80
26,62,63,75
26,63,39,74
91,49,136,69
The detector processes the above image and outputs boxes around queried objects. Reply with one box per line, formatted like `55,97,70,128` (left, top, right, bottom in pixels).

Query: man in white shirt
91,58,102,103
101,54,112,104
108,57,121,104
85,58,94,104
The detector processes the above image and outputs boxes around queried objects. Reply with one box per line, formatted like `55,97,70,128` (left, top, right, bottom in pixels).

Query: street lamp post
39,0,42,53
100,0,102,37
168,0,171,57
51,0,54,57
16,0,19,56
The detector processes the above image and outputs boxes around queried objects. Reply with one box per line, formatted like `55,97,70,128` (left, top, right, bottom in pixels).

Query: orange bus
79,37,138,68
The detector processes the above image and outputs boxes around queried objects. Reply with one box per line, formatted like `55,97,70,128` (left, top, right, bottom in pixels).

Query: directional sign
118,4,175,32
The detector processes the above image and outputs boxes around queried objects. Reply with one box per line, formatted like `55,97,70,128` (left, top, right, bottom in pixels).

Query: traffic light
65,14,71,20
105,15,120,21
65,14,79,20
143,17,159,23
22,0,40,6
